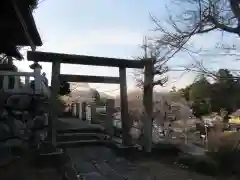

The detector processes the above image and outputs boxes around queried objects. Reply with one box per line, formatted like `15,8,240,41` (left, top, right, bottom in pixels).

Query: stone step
56,140,112,148
57,133,111,142
57,127,106,134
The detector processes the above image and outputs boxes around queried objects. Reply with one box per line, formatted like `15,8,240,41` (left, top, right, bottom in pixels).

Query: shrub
177,155,218,175
207,132,240,176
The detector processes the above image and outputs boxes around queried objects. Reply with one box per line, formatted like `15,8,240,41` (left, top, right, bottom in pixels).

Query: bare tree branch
148,0,240,81
134,39,169,88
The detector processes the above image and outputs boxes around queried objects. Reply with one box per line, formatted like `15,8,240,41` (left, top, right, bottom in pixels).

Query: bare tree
150,0,240,76
135,37,169,89
0,54,7,64
153,0,240,42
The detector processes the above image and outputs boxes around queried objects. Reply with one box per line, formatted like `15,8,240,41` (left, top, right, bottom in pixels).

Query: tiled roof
0,0,42,58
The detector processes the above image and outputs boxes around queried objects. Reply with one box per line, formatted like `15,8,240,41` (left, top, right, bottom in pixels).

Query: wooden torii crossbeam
27,51,145,68
27,51,153,152
59,74,120,84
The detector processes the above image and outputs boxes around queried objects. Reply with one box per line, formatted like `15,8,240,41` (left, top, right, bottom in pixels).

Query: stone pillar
72,103,77,117
105,99,115,136
34,67,42,94
76,103,80,119
143,59,154,152
78,103,82,119
119,67,132,145
91,103,96,124
81,102,87,121
71,104,74,116
86,104,91,122
49,61,60,146
30,62,42,94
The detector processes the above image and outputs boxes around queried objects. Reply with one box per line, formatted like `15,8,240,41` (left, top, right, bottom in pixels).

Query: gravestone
77,103,82,119
86,104,91,122
76,103,80,119
90,103,97,124
72,103,77,117
105,99,114,136
82,102,87,121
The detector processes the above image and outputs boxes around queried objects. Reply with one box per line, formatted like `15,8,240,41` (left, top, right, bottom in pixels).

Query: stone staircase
56,127,112,148
56,118,140,154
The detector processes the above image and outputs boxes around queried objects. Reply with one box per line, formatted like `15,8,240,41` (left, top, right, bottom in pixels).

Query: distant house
202,113,222,127
229,110,240,131
229,109,240,124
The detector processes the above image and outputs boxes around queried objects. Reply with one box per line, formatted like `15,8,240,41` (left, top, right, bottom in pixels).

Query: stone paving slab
57,118,219,180
67,147,151,180
66,146,219,180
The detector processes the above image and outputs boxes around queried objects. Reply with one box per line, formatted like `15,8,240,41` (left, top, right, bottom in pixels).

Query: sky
14,0,240,96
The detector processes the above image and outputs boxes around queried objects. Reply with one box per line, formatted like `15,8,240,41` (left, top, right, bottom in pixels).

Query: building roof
0,0,42,58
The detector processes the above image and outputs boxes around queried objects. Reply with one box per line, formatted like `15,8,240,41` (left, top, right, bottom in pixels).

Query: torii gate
27,51,153,152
